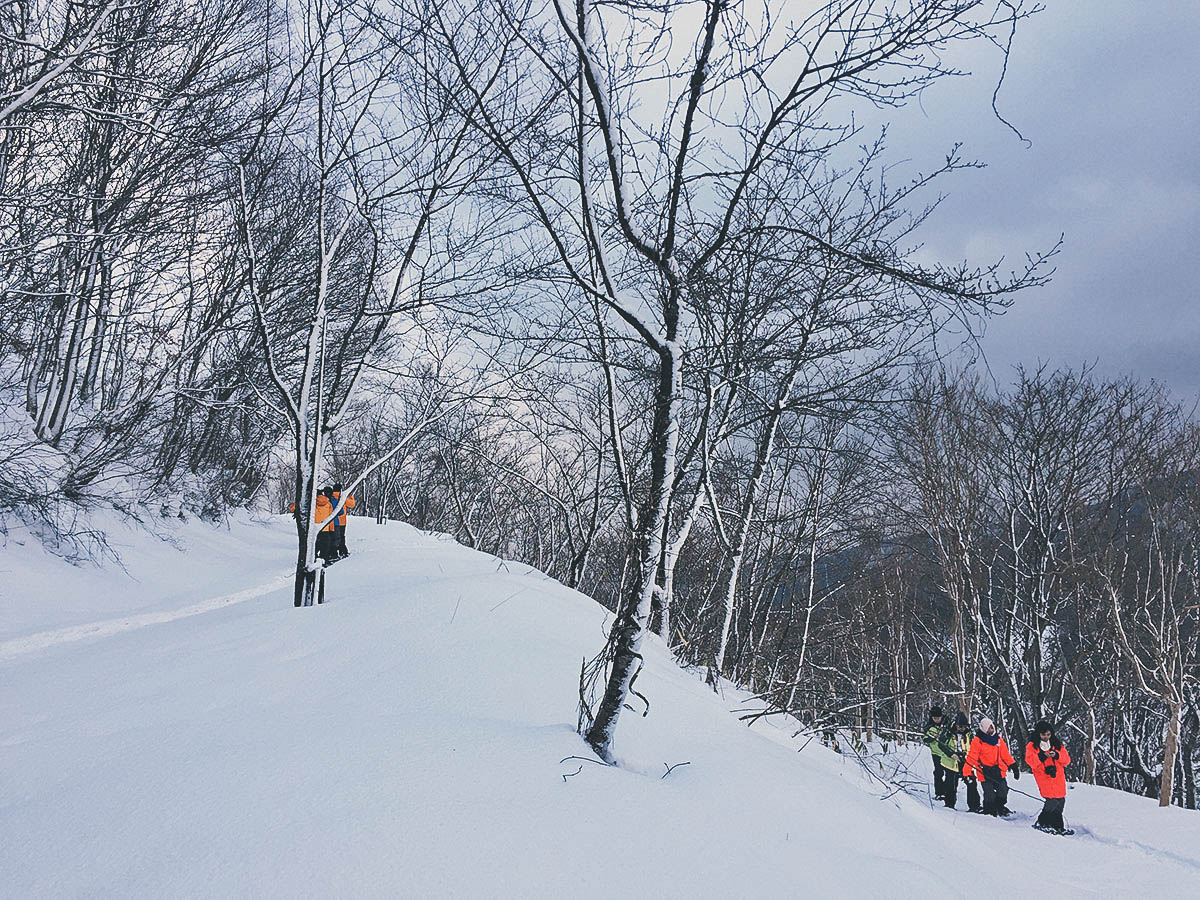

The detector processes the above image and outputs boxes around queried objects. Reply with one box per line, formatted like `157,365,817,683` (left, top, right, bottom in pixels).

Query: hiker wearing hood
922,706,950,800
938,711,981,812
963,717,1017,816
1025,719,1073,834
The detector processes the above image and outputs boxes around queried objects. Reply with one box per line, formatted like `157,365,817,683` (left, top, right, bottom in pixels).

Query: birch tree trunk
710,374,794,683
1160,700,1181,808
584,344,680,761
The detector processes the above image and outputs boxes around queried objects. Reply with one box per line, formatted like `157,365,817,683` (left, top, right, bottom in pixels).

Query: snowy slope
2,515,1198,898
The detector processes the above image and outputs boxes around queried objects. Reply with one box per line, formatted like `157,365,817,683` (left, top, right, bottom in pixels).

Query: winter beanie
1034,719,1052,735
978,717,995,734
930,705,943,718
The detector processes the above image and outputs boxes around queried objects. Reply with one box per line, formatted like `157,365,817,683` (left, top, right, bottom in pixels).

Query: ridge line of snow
0,570,294,662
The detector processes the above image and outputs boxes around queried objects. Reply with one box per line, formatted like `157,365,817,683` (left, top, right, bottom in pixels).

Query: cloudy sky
877,1,1200,399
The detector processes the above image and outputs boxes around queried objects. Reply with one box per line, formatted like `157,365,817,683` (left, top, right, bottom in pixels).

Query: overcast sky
874,1,1200,399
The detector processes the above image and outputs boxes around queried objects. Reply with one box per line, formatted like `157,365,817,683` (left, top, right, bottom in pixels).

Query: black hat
1034,719,1053,735
332,482,343,492
929,705,944,718
954,711,969,730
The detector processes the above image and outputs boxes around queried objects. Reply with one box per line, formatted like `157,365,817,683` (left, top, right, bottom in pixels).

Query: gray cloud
869,1,1200,398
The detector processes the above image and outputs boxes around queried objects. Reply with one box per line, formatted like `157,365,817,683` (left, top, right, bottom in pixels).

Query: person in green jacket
938,711,981,812
922,706,949,800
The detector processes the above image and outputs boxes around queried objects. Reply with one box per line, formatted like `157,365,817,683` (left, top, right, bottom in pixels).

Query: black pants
1036,797,1066,830
932,757,948,798
335,523,348,556
943,769,981,811
316,530,335,563
980,771,1009,815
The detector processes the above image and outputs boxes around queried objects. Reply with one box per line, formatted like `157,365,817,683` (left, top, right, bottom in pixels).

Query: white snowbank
2,515,1197,897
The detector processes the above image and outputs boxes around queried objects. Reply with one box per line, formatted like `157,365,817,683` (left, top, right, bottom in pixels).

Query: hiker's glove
1038,750,1047,762
1045,765,1057,778
1011,768,1019,780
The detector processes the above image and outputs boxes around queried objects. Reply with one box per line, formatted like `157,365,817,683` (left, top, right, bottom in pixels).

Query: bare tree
236,0,493,606
441,0,1049,763
1101,397,1199,806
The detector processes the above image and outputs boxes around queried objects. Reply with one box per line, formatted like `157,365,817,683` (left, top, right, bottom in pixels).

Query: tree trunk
785,458,825,713
1181,735,1195,810
1083,705,1097,784
584,345,678,763
710,378,791,683
1159,699,1181,807
293,520,311,608
865,671,874,745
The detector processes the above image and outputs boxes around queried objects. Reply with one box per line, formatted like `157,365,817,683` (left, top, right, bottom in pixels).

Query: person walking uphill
314,487,337,565
923,706,949,800
964,717,1018,816
1025,719,1074,835
290,490,337,566
331,483,355,559
939,711,981,812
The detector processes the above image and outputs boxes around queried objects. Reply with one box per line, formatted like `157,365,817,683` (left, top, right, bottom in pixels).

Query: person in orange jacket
315,487,338,565
963,716,1018,816
331,482,355,559
290,489,337,565
1025,719,1073,834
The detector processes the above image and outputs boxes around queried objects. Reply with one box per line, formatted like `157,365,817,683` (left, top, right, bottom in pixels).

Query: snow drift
2,514,1198,897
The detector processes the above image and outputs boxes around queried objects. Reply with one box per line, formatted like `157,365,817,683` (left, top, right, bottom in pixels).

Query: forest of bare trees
2,0,1195,807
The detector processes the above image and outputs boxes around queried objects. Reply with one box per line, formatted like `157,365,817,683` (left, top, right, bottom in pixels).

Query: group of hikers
291,483,356,566
923,705,1074,836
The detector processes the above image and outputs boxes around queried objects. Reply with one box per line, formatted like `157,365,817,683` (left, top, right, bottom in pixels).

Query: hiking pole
1008,783,1044,802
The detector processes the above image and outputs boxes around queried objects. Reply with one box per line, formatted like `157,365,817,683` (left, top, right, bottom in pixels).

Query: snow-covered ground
2,513,1198,897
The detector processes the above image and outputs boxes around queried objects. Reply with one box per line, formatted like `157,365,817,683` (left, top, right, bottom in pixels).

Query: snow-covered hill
3,514,1198,897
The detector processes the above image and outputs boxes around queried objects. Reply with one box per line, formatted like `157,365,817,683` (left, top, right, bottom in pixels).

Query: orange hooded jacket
294,496,340,532
314,493,335,532
289,497,336,531
1025,740,1070,799
963,732,1015,782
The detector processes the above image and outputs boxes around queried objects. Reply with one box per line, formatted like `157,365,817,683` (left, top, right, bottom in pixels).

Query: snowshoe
1056,828,1075,836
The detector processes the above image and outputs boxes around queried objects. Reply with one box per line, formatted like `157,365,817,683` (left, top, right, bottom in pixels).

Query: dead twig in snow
489,586,527,611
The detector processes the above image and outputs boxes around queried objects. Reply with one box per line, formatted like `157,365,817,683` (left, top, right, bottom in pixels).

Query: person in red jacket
963,716,1017,816
1025,719,1073,834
